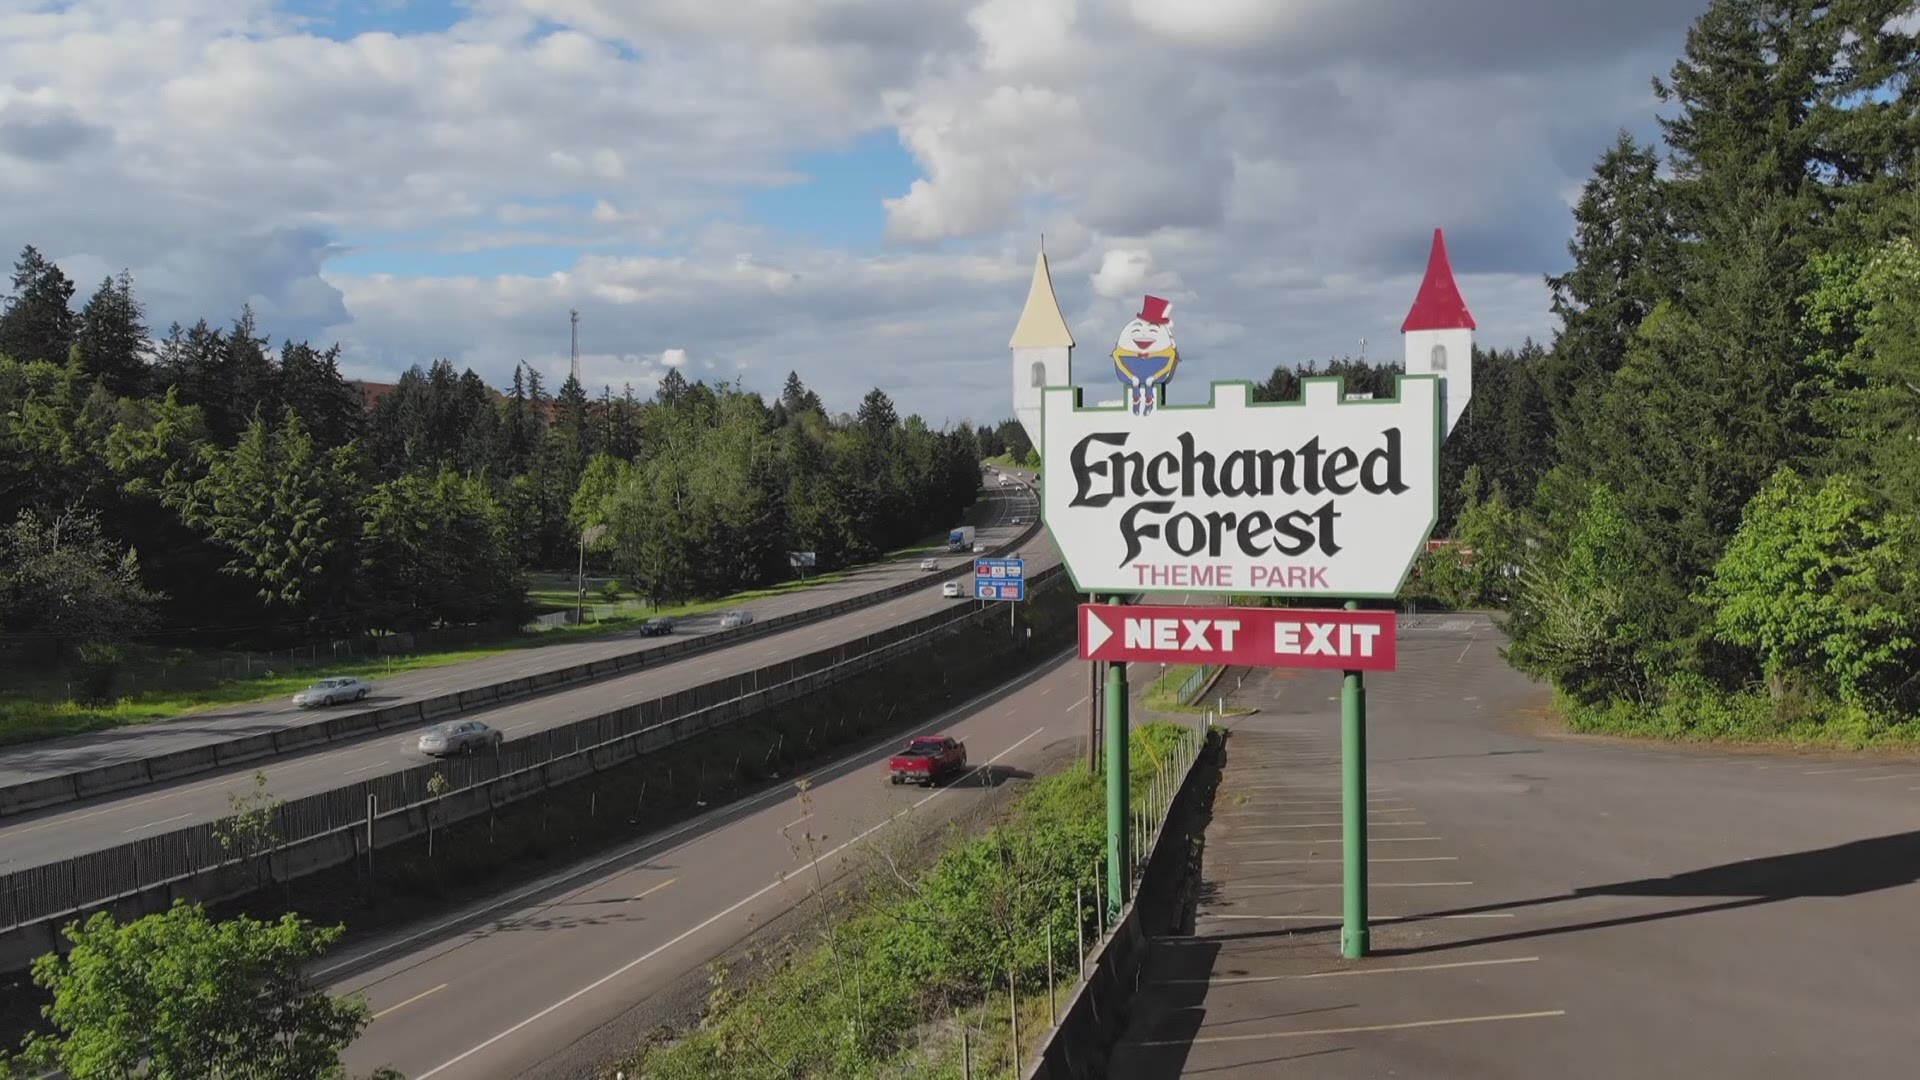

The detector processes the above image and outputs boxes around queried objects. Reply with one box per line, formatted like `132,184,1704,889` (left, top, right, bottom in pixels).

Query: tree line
0,255,988,677
1365,0,1920,740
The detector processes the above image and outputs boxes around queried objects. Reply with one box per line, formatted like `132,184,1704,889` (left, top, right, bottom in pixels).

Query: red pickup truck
888,735,967,786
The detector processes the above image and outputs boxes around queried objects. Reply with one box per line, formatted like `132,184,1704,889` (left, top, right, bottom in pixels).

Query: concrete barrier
72,761,152,799
212,734,279,767
0,775,78,816
142,749,214,785
274,723,333,754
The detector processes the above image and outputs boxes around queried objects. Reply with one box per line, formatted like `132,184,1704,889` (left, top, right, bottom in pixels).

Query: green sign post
1340,599,1370,958
1103,596,1130,922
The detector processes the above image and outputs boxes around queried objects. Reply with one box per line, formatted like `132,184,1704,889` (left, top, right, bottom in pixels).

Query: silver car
718,610,754,629
418,720,503,757
918,558,939,571
293,676,371,708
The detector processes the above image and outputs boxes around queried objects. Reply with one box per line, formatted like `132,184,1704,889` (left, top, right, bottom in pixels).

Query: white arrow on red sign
1077,604,1396,672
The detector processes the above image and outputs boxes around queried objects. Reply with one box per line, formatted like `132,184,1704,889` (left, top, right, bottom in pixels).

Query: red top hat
1136,295,1172,325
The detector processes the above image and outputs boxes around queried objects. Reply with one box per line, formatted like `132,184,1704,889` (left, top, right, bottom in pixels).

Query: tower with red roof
1400,228,1475,435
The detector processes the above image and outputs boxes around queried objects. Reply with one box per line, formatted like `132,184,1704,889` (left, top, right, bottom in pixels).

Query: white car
719,610,754,629
418,720,503,757
1011,516,1024,525
293,677,371,708
972,543,985,553
919,558,940,571
941,581,962,598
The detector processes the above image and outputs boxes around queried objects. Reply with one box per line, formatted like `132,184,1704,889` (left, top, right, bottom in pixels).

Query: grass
620,722,1204,1080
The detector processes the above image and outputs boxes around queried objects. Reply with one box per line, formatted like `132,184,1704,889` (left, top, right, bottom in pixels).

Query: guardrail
0,564,1068,944
1025,720,1221,1080
0,504,1046,819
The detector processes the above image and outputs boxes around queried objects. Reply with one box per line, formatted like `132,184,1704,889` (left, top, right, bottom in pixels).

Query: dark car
640,616,675,637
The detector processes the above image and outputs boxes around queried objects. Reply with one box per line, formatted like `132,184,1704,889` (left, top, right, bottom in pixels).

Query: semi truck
948,526,975,552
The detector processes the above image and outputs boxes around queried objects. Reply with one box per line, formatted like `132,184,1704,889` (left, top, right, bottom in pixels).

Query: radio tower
568,309,580,384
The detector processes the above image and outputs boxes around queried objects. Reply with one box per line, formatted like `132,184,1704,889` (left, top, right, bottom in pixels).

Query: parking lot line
1161,956,1539,985
1130,1009,1567,1047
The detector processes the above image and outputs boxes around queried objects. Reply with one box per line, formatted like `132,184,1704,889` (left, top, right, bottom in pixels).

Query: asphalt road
0,472,1038,788
1110,614,1920,1079
0,484,1056,873
322,647,1144,1079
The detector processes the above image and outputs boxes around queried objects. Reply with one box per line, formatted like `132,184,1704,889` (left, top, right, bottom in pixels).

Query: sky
0,0,1704,423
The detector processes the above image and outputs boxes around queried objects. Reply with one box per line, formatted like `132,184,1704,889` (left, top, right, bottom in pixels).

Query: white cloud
0,0,1702,421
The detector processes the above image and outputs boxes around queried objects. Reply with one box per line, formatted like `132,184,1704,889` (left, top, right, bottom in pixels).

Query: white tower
1009,246,1074,450
1400,228,1475,435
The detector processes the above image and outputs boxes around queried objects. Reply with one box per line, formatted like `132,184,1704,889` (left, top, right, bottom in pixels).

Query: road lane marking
1805,767,1870,775
1203,913,1514,921
1063,695,1088,714
631,877,677,903
1129,1009,1566,1047
123,812,191,834
371,983,447,1021
414,724,1048,1079
1249,856,1458,864
1456,635,1477,663
1161,956,1538,985
1851,773,1911,783
1232,822,1427,830
346,760,391,775
1221,837,1442,846
778,813,811,833
1224,881,1474,889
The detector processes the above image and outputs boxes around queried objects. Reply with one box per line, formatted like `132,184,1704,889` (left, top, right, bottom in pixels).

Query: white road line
778,813,810,833
123,812,191,834
1160,956,1538,985
371,983,448,1021
317,651,1073,982
1805,767,1870,775
346,760,391,775
1130,1009,1566,1047
1223,881,1475,889
1203,912,1515,921
1248,856,1458,865
414,725,1048,1079
1063,696,1088,714
1220,837,1443,846
1851,774,1912,783
1456,635,1476,663
630,877,677,903
1231,822,1427,830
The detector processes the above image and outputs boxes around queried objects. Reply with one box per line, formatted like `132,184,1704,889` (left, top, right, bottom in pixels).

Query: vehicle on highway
292,676,371,708
999,477,1012,487
639,616,675,636
947,525,975,552
942,581,962,598
718,610,754,629
919,558,940,571
1011,515,1024,525
418,720,503,756
971,542,985,553
888,735,966,786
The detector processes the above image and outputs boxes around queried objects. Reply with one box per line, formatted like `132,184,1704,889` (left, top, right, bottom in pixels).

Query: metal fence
1173,665,1219,707
0,565,1068,934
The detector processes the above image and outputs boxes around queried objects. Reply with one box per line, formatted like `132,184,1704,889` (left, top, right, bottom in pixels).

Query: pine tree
73,271,150,398
276,341,362,450
0,245,77,365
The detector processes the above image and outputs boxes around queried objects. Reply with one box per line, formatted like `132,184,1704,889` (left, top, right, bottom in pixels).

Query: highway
321,645,1130,1078
0,477,1051,873
0,472,1037,789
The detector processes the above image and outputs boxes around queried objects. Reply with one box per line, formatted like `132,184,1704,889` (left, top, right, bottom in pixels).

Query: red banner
1078,604,1396,672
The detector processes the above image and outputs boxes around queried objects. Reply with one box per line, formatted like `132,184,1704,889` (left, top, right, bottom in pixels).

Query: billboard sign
1078,604,1396,672
1041,379,1440,598
788,551,817,568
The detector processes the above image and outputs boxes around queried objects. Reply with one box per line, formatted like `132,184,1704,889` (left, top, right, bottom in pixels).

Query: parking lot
1109,615,1920,1079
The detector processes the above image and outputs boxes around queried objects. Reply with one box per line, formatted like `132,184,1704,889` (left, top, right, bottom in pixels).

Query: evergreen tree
73,271,150,398
0,245,76,365
277,341,362,450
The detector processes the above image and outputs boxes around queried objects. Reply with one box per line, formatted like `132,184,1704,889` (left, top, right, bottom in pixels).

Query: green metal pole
1341,599,1369,959
1105,597,1130,920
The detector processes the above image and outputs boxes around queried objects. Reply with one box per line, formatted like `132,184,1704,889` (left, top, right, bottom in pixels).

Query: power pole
569,308,580,385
